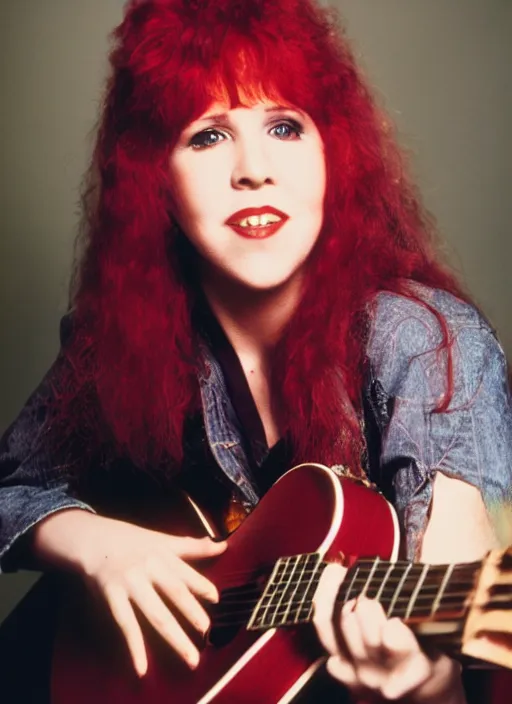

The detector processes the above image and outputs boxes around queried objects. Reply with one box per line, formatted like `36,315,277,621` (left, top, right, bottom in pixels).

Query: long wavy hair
61,0,466,475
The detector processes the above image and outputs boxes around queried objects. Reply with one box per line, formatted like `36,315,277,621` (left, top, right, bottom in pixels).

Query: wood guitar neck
245,548,512,669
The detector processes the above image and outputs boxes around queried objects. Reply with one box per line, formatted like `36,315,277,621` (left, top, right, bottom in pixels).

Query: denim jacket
1,284,511,569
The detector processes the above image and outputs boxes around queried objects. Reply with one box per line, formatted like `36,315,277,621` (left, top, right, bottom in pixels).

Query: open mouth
226,207,289,239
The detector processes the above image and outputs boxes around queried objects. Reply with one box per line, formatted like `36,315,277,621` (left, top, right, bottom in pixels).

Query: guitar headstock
462,546,512,669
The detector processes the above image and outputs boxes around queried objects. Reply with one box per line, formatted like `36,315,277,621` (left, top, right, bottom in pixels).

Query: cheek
171,163,224,230
308,149,327,205
284,147,326,205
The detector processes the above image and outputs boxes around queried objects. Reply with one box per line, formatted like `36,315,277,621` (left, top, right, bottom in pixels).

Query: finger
104,585,148,677
312,562,347,656
339,602,368,662
381,651,431,701
167,535,228,561
392,653,461,703
173,557,221,603
130,581,200,668
381,617,421,660
326,655,358,688
352,597,387,655
153,567,210,634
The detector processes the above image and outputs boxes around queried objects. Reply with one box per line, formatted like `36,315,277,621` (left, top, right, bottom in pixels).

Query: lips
226,206,289,239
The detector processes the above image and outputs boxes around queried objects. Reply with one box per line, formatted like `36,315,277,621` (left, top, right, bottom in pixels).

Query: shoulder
366,282,506,400
368,282,492,350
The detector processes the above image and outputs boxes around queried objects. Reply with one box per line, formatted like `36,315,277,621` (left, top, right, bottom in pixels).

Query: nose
231,139,274,190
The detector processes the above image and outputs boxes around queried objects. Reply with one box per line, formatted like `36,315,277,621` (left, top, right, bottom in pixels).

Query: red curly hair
63,0,466,474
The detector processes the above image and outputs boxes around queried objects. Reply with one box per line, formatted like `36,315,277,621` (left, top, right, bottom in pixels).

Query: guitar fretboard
247,553,480,632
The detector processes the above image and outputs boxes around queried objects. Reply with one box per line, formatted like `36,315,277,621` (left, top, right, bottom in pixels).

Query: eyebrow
192,105,304,126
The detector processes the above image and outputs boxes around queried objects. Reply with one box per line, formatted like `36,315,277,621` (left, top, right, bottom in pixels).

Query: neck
201,271,303,361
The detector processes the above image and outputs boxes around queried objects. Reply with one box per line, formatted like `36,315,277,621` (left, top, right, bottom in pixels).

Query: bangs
113,1,338,151
203,39,311,111
128,26,326,146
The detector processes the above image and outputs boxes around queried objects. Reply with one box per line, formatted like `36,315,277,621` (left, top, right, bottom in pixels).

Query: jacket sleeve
366,287,512,560
0,315,96,573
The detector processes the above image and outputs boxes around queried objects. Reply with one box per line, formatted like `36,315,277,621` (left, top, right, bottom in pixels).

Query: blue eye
270,120,303,140
189,129,226,150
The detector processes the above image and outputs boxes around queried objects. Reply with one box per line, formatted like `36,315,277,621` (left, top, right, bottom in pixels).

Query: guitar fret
248,553,324,631
375,561,395,602
289,553,320,624
271,557,297,626
292,554,321,624
271,555,301,627
405,563,429,619
386,562,412,617
246,552,481,637
431,563,455,616
247,559,284,630
245,548,483,637
285,555,307,625
343,565,360,603
360,557,380,599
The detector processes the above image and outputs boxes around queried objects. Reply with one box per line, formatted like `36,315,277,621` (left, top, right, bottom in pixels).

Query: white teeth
235,213,282,227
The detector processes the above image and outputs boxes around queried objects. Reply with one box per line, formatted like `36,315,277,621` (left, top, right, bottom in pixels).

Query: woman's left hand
313,563,466,703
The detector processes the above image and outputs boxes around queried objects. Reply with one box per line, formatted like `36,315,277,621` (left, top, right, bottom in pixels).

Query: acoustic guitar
51,463,512,703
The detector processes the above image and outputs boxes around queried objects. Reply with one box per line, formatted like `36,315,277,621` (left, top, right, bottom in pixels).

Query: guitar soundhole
207,623,241,648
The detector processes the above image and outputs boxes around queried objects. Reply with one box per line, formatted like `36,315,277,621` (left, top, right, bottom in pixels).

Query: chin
232,269,305,295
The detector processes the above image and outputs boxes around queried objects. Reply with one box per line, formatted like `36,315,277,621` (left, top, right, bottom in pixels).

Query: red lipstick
226,206,289,239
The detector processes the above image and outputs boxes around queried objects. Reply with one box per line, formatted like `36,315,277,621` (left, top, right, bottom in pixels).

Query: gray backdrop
0,1,510,622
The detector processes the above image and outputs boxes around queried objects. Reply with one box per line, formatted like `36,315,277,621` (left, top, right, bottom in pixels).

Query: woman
0,0,510,702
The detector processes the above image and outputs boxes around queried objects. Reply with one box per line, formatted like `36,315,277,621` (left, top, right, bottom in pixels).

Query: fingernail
188,651,200,669
198,619,210,634
212,538,227,548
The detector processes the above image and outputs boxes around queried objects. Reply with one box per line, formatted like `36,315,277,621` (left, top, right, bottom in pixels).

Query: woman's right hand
32,509,227,676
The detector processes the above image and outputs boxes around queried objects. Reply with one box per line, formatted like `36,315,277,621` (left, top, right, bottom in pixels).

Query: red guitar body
51,463,399,703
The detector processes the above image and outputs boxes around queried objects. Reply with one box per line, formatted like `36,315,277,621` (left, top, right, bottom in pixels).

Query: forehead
183,64,292,116
183,76,300,128
189,99,296,124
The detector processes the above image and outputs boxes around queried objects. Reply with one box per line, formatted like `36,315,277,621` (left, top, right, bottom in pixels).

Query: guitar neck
339,557,479,625
248,553,481,635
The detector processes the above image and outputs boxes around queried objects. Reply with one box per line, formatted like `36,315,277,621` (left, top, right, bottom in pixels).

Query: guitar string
216,571,477,592
215,563,480,589
217,589,478,613
218,567,478,588
211,610,467,628
215,556,482,576
209,559,492,629
211,596,473,629
211,575,504,628
212,588,511,628
214,591,474,615
217,574,478,604
217,580,477,607
211,590,477,627
211,561,481,628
